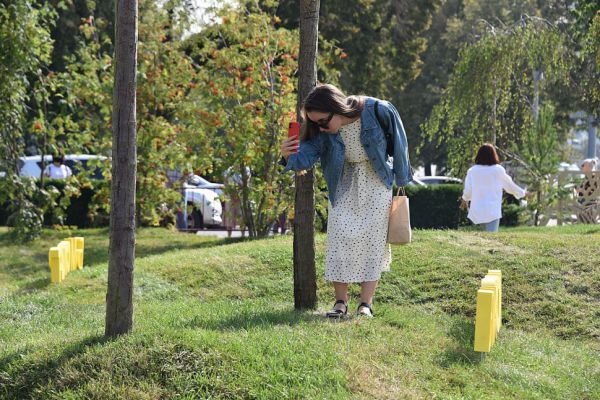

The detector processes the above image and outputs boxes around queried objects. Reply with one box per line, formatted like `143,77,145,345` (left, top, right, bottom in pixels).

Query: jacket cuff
280,155,295,174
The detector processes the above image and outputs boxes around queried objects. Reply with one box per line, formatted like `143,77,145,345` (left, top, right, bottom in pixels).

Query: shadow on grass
439,318,482,367
183,307,320,331
0,335,108,399
583,227,600,234
2,234,251,293
85,236,254,267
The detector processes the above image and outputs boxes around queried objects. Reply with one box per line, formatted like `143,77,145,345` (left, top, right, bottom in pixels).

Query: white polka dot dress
325,118,392,283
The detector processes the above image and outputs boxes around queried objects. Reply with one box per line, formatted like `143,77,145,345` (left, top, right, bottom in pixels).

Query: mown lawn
0,225,599,399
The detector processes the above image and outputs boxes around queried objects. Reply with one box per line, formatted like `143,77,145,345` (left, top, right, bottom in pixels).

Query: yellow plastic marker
74,237,84,269
58,241,70,280
48,247,62,283
48,237,86,283
481,275,500,335
68,237,77,271
474,289,495,352
487,270,502,330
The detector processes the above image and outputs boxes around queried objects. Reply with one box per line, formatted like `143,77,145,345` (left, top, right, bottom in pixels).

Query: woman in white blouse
43,154,72,179
460,144,531,232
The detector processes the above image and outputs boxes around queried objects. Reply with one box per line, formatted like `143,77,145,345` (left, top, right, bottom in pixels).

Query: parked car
179,175,224,230
17,154,107,179
408,177,426,186
417,176,463,185
180,187,223,230
185,174,224,195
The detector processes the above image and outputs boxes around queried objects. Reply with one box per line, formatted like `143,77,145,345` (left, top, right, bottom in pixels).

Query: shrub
404,184,467,229
0,179,108,229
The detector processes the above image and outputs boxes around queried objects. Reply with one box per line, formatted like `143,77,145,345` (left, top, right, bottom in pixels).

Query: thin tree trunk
293,0,320,310
105,0,138,338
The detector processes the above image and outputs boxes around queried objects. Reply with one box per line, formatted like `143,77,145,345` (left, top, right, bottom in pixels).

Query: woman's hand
281,136,299,159
459,198,469,210
525,191,534,200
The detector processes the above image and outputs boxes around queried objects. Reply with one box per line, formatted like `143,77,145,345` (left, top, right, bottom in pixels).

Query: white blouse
43,164,72,179
462,164,526,224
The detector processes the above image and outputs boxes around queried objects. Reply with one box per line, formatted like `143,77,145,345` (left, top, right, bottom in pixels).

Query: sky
188,0,233,34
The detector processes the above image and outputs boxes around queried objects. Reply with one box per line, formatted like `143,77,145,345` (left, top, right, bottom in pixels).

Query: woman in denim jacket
280,84,412,318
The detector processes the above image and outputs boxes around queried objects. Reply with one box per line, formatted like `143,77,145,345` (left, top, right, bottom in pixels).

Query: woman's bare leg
359,280,378,306
332,282,349,311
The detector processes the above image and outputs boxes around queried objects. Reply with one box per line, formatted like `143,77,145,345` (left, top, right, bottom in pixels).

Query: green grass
0,226,599,399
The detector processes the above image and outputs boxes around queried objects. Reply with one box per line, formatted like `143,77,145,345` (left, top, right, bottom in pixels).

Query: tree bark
293,0,320,310
105,0,138,338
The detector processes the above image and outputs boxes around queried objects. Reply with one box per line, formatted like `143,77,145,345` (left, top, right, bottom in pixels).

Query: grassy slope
0,226,598,399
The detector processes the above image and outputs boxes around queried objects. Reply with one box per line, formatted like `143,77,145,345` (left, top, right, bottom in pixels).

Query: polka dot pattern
325,118,392,283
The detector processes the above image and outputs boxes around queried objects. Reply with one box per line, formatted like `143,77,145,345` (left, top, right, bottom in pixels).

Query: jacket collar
360,97,378,130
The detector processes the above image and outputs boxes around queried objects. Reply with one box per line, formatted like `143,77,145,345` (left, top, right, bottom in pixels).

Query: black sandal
357,302,374,317
326,300,348,318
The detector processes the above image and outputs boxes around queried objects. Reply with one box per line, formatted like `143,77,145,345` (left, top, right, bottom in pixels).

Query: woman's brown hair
300,84,364,140
474,143,500,165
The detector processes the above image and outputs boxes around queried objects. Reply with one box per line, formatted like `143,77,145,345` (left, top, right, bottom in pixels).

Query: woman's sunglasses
314,112,334,129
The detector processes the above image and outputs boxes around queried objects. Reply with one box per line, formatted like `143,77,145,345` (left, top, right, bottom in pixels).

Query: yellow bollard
48,247,62,283
481,275,500,335
474,289,495,352
58,241,70,280
487,270,502,330
68,237,77,271
48,237,85,283
74,237,84,269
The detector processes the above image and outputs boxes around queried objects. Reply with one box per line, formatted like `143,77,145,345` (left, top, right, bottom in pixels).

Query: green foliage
404,184,467,229
186,1,300,237
0,0,56,241
422,19,572,177
53,0,208,226
580,10,600,114
516,104,564,225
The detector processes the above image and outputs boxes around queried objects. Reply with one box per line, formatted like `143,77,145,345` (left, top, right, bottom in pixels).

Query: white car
417,176,463,185
185,174,224,196
17,154,107,179
180,177,224,230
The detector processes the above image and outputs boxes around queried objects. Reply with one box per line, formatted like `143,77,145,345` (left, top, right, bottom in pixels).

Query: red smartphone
288,121,300,154
288,121,300,139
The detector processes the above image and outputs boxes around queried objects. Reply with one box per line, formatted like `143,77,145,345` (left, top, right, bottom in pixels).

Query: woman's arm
498,166,527,199
280,134,323,173
378,101,412,186
462,170,472,201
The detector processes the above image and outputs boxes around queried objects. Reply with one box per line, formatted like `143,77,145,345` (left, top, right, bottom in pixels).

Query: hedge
404,184,467,229
0,179,108,228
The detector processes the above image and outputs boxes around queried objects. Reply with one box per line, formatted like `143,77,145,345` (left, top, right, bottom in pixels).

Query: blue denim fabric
482,219,500,232
282,97,412,207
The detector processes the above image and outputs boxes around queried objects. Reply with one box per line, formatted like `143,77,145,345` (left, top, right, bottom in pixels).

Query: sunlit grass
0,226,598,399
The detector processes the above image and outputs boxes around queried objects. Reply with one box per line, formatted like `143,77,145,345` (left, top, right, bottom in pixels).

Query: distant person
43,154,72,179
575,158,599,223
575,158,598,201
460,144,531,232
223,166,248,237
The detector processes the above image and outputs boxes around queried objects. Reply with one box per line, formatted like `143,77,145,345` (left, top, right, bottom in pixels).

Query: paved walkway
193,229,288,238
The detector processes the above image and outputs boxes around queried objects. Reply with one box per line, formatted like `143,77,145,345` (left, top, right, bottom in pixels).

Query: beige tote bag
388,187,411,244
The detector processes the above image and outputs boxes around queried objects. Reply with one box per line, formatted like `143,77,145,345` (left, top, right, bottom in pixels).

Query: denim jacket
282,97,412,206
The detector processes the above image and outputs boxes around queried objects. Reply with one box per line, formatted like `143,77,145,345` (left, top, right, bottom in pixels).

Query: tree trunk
587,115,597,159
105,0,138,338
293,0,320,310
